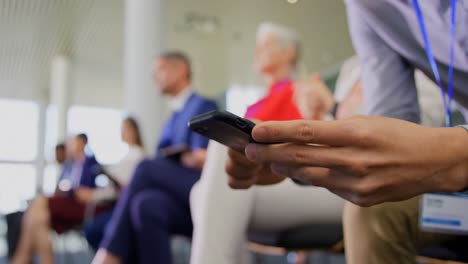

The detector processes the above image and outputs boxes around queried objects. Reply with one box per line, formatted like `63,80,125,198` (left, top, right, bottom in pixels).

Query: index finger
252,119,359,146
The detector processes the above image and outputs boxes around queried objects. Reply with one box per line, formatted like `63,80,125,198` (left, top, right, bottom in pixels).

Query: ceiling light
287,0,298,4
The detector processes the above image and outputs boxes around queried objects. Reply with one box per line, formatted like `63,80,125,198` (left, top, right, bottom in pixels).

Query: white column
124,0,167,156
36,97,47,194
44,55,70,194
50,55,71,143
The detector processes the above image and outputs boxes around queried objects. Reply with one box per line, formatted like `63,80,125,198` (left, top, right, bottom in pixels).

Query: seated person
92,51,218,264
189,23,344,264
54,142,67,167
298,56,445,127
12,133,103,264
84,117,146,250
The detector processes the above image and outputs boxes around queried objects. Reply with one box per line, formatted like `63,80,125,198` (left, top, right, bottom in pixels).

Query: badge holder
420,193,468,234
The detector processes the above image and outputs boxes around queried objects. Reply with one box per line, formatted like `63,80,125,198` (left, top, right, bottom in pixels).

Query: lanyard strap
412,0,457,127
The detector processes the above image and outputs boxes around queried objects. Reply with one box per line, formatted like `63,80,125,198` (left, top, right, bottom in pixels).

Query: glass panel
0,164,36,214
43,163,60,196
0,99,38,162
226,85,266,116
44,105,58,162
67,105,127,165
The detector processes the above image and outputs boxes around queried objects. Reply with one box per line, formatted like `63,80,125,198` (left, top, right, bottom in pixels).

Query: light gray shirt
345,0,468,123
335,55,445,127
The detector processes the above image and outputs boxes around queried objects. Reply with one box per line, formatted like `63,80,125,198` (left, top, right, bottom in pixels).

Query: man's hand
226,147,286,189
225,118,286,189
244,116,468,206
294,73,335,120
74,187,95,204
181,149,207,170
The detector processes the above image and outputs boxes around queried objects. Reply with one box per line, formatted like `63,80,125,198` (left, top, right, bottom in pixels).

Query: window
0,102,127,213
226,84,265,116
0,99,39,162
67,105,127,165
42,163,60,196
42,105,127,195
44,105,58,162
0,164,36,214
0,98,39,214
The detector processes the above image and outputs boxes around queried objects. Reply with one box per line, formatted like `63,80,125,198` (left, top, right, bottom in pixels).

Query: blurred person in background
54,143,66,166
92,51,218,264
189,22,343,264
296,55,445,127
83,117,146,250
12,133,103,264
6,142,67,260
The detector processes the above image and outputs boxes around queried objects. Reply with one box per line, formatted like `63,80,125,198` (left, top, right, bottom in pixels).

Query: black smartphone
188,110,257,152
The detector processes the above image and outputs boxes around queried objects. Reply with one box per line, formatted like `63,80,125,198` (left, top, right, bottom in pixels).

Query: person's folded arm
92,186,119,203
294,73,335,120
181,148,207,170
74,187,96,204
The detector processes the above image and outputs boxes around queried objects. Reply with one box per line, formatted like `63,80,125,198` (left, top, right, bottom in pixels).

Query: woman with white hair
189,22,344,264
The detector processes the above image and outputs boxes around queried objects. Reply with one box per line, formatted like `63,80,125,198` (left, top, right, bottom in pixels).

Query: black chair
247,223,343,264
6,211,24,259
418,237,468,264
248,223,468,264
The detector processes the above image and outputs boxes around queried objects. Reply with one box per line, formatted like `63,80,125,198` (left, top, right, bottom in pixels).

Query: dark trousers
6,211,24,258
83,209,114,250
100,157,200,264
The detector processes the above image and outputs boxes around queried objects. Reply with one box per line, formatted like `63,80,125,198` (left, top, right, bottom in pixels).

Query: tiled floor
0,237,346,264
0,216,346,264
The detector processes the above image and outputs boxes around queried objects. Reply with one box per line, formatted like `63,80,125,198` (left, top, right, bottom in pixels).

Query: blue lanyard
412,0,457,127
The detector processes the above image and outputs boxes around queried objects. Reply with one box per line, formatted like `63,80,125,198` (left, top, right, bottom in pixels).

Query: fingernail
271,163,286,175
245,144,257,160
255,127,268,140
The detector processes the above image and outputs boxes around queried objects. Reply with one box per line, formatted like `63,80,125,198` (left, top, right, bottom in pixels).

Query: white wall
70,60,123,108
0,59,123,109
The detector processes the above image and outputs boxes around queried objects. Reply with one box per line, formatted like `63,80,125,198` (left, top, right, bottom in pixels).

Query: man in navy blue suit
93,51,218,264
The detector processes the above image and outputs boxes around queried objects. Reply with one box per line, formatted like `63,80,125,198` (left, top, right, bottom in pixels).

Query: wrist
456,126,468,191
436,127,468,192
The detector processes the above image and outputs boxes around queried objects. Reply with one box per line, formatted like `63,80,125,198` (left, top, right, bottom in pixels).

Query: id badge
420,193,468,234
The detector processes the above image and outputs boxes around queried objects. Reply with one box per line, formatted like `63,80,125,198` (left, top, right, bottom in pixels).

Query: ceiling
0,0,123,94
0,0,353,102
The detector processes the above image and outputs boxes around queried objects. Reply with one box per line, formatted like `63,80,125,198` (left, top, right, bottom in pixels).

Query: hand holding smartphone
188,110,257,152
190,110,288,188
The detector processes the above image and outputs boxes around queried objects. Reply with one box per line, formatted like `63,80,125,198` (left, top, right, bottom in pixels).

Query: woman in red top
190,23,343,264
